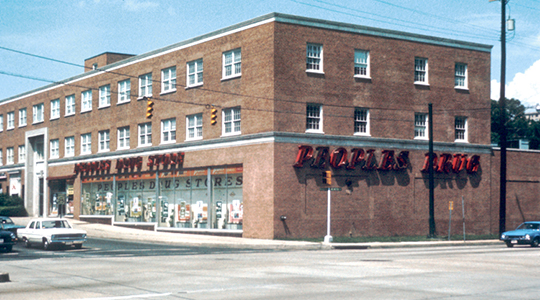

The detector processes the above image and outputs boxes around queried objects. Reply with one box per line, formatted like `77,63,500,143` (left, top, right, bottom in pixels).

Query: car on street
0,223,17,252
0,216,26,240
500,221,540,247
18,218,87,250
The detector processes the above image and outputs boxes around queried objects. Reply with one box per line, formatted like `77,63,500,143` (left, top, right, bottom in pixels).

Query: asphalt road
1,240,540,300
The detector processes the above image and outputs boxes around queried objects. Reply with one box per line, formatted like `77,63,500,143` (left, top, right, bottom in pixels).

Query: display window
80,166,243,230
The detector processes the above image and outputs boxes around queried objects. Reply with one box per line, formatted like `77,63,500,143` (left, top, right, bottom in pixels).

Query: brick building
2,13,529,240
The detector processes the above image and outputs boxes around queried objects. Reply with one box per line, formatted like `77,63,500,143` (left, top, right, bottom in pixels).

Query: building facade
3,13,526,240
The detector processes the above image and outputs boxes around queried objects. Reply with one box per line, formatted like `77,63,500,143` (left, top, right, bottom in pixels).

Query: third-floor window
161,67,176,93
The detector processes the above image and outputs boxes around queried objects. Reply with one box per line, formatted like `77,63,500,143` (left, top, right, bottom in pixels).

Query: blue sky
1,0,539,104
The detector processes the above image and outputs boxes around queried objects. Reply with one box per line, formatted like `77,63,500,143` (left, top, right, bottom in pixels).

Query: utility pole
428,103,436,238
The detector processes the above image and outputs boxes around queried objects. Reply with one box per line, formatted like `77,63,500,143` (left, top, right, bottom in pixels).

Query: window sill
64,155,74,158
80,152,92,156
65,113,75,118
454,86,469,91
19,125,27,128
306,70,325,75
221,74,241,82
186,136,203,141
117,100,130,106
81,109,92,114
222,132,241,137
50,117,60,121
137,96,152,101
117,147,130,151
414,82,430,86
354,133,371,137
7,128,14,131
354,75,371,80
185,83,203,90
160,89,176,96
414,137,428,140
454,140,469,143
98,149,110,153
306,130,324,134
160,141,176,145
138,144,152,148
98,105,111,110
32,121,44,125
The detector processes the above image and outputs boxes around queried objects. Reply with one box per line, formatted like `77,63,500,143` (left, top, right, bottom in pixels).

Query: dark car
0,216,25,240
500,221,540,247
0,223,17,252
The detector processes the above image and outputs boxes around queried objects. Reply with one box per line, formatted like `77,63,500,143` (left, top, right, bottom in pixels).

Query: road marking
68,293,171,300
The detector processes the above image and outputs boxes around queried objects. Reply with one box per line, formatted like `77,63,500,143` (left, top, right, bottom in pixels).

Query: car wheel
74,244,83,249
505,242,514,248
24,238,31,248
43,239,50,251
531,238,539,247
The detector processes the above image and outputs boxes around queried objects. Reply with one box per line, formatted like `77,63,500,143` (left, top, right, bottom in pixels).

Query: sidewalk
11,217,501,250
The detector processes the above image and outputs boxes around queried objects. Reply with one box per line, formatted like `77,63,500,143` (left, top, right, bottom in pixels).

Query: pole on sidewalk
462,196,466,242
324,188,332,243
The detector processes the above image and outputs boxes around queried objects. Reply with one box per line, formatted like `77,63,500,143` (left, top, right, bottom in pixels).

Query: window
414,57,428,84
66,95,75,116
139,73,153,98
65,136,75,157
19,108,27,127
414,113,428,139
51,99,60,120
161,67,176,93
81,133,92,155
81,90,92,112
223,107,241,136
354,108,370,135
138,123,152,146
18,145,25,163
99,85,111,108
455,116,468,142
117,126,130,150
187,59,203,87
0,149,2,166
99,130,110,152
33,103,44,123
455,63,468,89
7,147,14,164
354,50,370,77
50,139,59,159
0,114,3,132
186,114,203,140
161,118,176,144
306,104,323,133
118,79,131,103
7,112,14,129
223,49,241,79
306,43,323,72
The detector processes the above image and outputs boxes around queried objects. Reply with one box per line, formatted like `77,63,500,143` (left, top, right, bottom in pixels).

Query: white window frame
19,108,27,127
222,49,241,79
306,104,323,133
161,118,176,144
455,63,468,89
139,73,153,98
51,99,60,120
7,112,14,130
138,123,152,147
81,90,92,112
117,127,130,150
98,130,110,152
186,114,203,140
33,103,44,124
161,67,177,94
414,57,428,85
414,113,428,140
354,49,370,78
7,147,14,165
455,116,468,142
66,95,75,116
0,149,2,166
99,85,111,108
18,145,25,163
65,136,75,157
354,108,370,136
222,107,241,136
306,43,323,73
81,133,92,155
118,79,131,104
187,59,203,87
0,114,3,132
50,139,59,159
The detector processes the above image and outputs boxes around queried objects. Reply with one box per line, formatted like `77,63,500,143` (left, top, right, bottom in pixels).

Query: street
1,239,540,299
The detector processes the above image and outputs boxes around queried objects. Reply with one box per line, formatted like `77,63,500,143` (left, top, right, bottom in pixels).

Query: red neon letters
420,153,480,174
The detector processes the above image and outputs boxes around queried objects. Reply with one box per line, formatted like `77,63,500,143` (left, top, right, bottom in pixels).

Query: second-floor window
99,85,111,108
354,49,370,77
354,108,370,135
81,133,92,155
414,57,428,84
223,49,241,79
161,118,176,144
118,79,131,103
455,63,468,89
455,116,468,142
18,145,26,163
138,123,152,146
65,136,75,157
117,126,130,150
0,114,3,132
99,130,110,152
306,43,323,72
19,108,27,127
414,113,428,139
50,139,59,159
7,112,14,129
139,73,152,98
161,67,176,93
33,103,44,123
81,90,92,112
223,107,241,136
306,104,323,133
51,99,60,120
187,59,203,87
0,149,2,166
186,114,203,140
7,147,14,164
66,95,75,116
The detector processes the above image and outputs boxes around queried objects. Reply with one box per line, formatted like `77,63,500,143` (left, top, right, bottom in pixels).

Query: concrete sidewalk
11,217,502,250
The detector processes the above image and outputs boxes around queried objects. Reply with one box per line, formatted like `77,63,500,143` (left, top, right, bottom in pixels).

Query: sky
0,0,539,106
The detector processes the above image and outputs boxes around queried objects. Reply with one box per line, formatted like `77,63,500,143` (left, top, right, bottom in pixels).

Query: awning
46,174,77,181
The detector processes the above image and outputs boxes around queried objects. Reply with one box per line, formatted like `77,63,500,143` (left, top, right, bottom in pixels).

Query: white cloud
491,59,540,106
123,0,159,12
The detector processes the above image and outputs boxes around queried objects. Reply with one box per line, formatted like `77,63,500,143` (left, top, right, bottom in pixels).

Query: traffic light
146,98,154,119
210,108,218,125
322,170,332,185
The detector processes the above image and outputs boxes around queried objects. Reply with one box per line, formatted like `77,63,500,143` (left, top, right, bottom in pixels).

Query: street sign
320,187,342,191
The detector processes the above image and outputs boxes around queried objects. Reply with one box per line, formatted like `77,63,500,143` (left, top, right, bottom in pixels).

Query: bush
0,193,27,216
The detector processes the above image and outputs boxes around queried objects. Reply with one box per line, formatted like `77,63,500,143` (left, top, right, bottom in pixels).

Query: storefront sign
74,160,111,173
420,153,480,174
74,152,185,175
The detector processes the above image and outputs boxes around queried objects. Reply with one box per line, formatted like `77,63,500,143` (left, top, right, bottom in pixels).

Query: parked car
0,216,26,240
500,221,540,247
18,218,87,250
0,223,17,252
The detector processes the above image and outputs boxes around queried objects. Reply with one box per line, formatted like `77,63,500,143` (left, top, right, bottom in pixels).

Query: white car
18,218,87,250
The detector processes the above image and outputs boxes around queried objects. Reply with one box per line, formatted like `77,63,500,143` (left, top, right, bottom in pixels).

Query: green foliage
491,98,540,149
0,193,27,216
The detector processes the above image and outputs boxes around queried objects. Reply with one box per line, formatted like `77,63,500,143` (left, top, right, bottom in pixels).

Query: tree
491,98,529,147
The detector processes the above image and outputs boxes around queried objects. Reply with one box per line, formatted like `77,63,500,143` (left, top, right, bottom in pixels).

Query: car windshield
517,223,540,230
1,218,14,225
42,220,71,229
